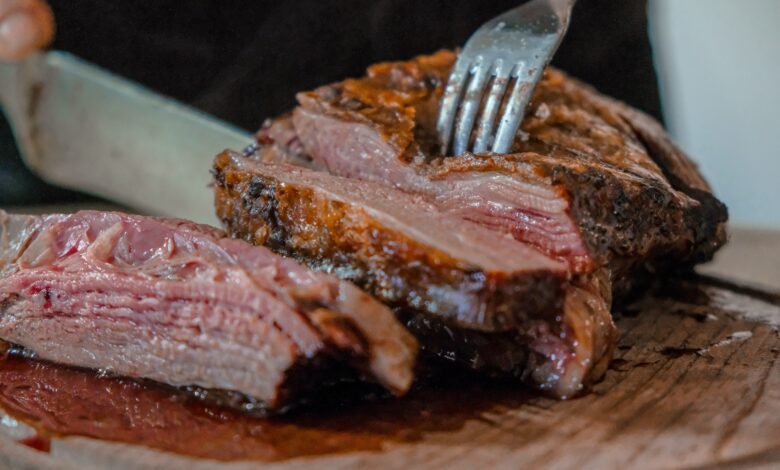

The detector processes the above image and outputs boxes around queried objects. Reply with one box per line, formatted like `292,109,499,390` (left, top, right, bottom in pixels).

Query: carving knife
0,51,253,225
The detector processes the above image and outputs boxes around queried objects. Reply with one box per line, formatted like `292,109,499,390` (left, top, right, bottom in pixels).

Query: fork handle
486,0,576,30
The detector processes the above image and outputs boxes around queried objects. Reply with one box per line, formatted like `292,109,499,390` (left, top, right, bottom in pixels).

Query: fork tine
453,60,491,156
491,64,538,154
438,0,575,156
436,59,470,155
471,60,512,154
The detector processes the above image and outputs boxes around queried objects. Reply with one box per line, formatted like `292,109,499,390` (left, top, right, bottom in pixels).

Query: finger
0,0,54,61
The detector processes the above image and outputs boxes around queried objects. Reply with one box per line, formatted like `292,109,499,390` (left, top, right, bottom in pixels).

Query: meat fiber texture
0,210,417,411
213,50,727,398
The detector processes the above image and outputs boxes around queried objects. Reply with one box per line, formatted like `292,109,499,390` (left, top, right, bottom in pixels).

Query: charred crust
615,105,728,263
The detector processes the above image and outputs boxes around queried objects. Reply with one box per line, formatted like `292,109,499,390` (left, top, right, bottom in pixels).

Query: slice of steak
283,50,727,281
214,152,616,397
0,210,416,411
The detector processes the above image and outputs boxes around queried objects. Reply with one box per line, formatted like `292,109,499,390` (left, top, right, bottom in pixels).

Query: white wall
648,0,780,228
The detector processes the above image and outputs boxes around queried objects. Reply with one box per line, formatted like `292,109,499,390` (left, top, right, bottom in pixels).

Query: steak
215,50,727,397
0,210,417,411
214,153,615,397
286,51,726,280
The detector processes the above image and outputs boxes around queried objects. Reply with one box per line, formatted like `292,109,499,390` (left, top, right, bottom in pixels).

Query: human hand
0,0,53,60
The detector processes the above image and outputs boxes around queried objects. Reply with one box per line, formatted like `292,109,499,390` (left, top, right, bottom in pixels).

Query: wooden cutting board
0,223,778,470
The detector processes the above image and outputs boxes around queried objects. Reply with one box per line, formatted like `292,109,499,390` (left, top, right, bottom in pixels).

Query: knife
0,51,253,226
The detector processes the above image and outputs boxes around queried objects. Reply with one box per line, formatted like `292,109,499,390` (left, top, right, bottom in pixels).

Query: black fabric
1,0,661,204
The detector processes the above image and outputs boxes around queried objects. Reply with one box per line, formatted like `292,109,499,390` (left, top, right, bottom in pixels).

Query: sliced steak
219,50,726,398
0,210,417,411
214,152,615,397
283,50,727,279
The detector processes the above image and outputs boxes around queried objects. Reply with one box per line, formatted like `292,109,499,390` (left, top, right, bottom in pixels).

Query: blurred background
650,0,779,229
1,0,778,228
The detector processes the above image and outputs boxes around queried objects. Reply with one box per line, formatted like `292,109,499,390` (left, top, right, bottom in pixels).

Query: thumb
0,0,54,61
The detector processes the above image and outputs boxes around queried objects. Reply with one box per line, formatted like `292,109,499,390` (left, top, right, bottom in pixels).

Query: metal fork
437,0,576,156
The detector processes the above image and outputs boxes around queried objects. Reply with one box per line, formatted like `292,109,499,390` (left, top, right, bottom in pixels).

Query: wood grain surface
0,217,778,470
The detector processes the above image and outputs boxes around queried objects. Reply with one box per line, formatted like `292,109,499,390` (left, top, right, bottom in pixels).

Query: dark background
1,0,660,205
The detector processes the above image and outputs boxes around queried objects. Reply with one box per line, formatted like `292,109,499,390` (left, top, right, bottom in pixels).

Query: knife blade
0,51,252,225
